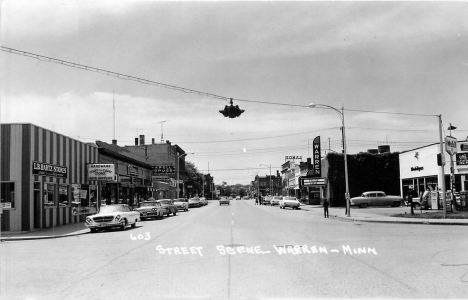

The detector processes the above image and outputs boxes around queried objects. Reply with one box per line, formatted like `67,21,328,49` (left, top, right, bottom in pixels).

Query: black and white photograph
1,1,468,299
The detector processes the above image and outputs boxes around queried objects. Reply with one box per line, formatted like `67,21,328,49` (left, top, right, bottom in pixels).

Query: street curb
1,231,89,242
330,215,468,226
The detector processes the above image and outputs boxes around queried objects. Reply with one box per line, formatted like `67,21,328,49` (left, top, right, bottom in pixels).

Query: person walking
323,198,330,218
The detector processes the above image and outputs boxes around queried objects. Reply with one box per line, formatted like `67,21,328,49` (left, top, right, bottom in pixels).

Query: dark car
156,199,178,216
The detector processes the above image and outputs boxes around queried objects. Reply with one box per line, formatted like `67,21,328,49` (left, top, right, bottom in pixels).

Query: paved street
2,200,468,299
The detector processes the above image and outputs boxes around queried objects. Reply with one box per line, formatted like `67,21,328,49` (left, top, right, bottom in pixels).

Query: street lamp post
176,152,194,198
309,103,350,217
260,164,272,196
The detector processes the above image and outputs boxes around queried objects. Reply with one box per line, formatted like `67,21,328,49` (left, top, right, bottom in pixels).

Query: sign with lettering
152,175,170,181
461,143,468,152
87,164,115,181
127,165,139,176
299,177,326,187
312,136,321,177
285,156,302,160
456,153,468,166
445,136,457,155
153,165,176,175
411,166,424,172
32,161,68,178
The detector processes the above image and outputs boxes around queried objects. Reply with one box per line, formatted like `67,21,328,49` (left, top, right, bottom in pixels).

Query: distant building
124,135,188,198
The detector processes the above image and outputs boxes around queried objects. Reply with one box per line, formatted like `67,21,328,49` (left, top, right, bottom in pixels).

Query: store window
1,182,15,209
44,183,56,208
59,184,69,207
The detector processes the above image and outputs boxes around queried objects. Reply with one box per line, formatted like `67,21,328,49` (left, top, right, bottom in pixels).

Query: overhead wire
2,46,439,117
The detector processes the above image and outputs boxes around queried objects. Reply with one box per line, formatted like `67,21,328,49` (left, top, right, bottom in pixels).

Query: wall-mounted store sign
299,177,326,187
460,143,468,152
87,164,115,181
411,166,424,172
152,175,170,181
312,136,321,177
127,165,139,176
456,153,468,166
32,161,68,178
285,156,302,160
153,165,175,175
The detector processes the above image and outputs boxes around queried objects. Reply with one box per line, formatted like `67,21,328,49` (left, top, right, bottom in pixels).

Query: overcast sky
1,0,468,185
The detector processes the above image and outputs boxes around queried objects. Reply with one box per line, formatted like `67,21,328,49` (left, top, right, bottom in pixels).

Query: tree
185,161,204,195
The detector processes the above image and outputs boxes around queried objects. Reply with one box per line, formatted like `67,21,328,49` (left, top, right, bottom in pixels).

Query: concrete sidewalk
1,222,89,242
300,204,468,226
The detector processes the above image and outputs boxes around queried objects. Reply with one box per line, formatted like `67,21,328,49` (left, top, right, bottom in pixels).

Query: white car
173,198,189,211
85,204,140,233
279,196,301,210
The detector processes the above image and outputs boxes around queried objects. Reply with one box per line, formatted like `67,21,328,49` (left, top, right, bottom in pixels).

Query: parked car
271,196,282,206
173,198,189,211
200,197,208,206
85,204,139,232
236,196,241,200
156,199,178,216
219,196,230,206
279,196,301,209
350,191,403,208
135,201,166,220
188,197,202,208
263,196,273,205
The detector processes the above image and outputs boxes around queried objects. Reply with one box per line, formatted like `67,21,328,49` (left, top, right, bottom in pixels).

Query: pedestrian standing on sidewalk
323,198,330,218
407,188,415,215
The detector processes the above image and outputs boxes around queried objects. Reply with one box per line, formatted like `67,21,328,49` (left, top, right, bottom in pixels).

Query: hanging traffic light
219,98,245,118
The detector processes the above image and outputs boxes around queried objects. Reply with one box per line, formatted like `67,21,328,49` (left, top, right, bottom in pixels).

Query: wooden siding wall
1,124,99,232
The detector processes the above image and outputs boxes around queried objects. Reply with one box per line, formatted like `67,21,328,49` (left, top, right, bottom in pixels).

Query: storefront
399,141,468,198
96,141,154,207
1,124,99,232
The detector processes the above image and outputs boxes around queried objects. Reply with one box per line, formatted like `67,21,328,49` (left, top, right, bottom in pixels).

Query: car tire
392,201,401,207
131,220,136,228
90,228,97,233
173,211,177,216
120,219,127,231
359,203,368,208
141,217,146,221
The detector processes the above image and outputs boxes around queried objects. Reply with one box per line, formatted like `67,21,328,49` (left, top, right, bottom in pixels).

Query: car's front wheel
392,201,401,207
131,220,137,228
120,219,128,231
90,228,97,233
173,210,177,216
359,203,368,208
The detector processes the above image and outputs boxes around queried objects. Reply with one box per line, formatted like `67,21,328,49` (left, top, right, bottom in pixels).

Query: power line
2,46,438,117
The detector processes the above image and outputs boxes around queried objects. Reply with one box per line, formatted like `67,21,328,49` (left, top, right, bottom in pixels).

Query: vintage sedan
219,196,230,205
199,197,208,206
188,197,202,208
135,201,166,220
85,204,139,232
350,191,403,208
263,196,273,205
279,196,301,209
156,199,178,216
271,196,282,206
173,198,189,211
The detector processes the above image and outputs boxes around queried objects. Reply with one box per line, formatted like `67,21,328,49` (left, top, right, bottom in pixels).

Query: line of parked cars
259,195,301,210
85,197,209,233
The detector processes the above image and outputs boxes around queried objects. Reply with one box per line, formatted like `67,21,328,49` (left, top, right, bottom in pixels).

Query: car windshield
140,202,159,207
99,205,127,213
284,197,296,200
273,196,282,200
189,198,199,201
175,199,188,202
